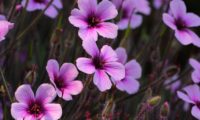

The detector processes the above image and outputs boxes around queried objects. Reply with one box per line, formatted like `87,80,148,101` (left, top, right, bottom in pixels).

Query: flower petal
82,39,99,57
191,71,200,83
170,0,186,18
133,0,151,15
125,60,142,79
11,103,28,120
69,9,88,28
130,14,143,29
0,21,14,41
78,0,97,15
46,59,59,83
76,58,96,74
57,89,72,101
36,84,56,103
96,0,118,21
191,106,200,120
43,104,62,120
177,91,194,104
93,70,112,91
183,13,200,27
112,0,123,9
44,6,58,19
100,45,118,62
59,63,78,81
78,28,98,41
53,0,63,9
175,29,193,45
183,84,200,102
21,0,40,11
117,19,129,30
65,81,83,95
189,58,200,71
96,22,118,39
162,13,176,30
15,84,34,104
115,47,127,64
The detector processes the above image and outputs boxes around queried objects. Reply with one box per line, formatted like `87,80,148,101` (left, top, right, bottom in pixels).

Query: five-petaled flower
46,59,83,101
177,84,200,120
112,47,142,94
189,58,200,83
69,0,118,41
163,0,200,47
0,15,14,41
11,84,62,120
76,39,125,91
21,0,63,18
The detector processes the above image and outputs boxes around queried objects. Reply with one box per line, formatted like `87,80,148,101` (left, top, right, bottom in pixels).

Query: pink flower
0,16,14,41
162,0,200,47
46,59,83,101
189,58,200,83
21,0,63,18
177,84,200,119
69,0,118,41
112,47,142,94
11,84,62,120
76,40,125,91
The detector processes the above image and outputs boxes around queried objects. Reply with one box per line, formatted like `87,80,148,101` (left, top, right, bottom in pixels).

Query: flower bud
147,96,161,107
160,101,170,117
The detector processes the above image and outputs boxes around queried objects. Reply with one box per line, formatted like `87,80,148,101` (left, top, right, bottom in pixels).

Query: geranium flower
76,40,125,91
112,47,142,94
11,84,62,120
162,0,200,47
0,15,14,41
177,84,200,119
21,0,63,18
189,58,200,83
46,59,83,101
69,0,118,41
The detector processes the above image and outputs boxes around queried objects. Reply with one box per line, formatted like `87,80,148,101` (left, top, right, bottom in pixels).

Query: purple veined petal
116,77,140,94
115,47,127,64
69,9,88,28
177,91,194,104
191,106,200,120
191,71,200,83
125,60,142,79
53,0,63,9
132,0,151,15
162,13,176,30
183,84,200,102
112,0,123,9
189,58,200,71
130,14,143,29
44,5,58,19
96,22,118,39
65,81,83,95
35,84,56,104
76,58,96,74
96,0,118,21
82,39,99,57
46,59,59,83
117,18,129,30
174,29,193,45
170,0,186,19
42,103,62,120
78,28,98,41
11,103,28,120
59,63,79,81
93,70,112,91
15,84,35,104
77,0,97,15
100,45,118,62
183,13,200,27
104,62,125,80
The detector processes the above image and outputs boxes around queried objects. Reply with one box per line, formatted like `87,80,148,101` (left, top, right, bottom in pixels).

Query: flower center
34,0,45,3
175,18,186,30
93,56,105,69
87,16,101,27
29,102,43,117
54,77,66,90
196,101,200,109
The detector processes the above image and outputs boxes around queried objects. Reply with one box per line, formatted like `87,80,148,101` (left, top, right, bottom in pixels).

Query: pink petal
115,47,127,64
21,0,39,11
59,63,78,81
53,0,63,9
0,15,6,20
183,84,200,102
117,19,129,30
44,5,58,19
162,13,176,30
65,81,83,95
43,104,62,120
183,13,200,27
82,39,99,57
78,28,98,41
175,29,193,45
125,60,142,79
15,84,34,104
36,84,56,103
76,58,96,74
104,62,125,80
191,106,200,120
112,0,123,9
100,45,118,62
46,59,59,83
153,0,162,9
69,9,88,28
93,70,112,91
56,88,72,101
96,0,118,21
130,14,143,29
78,0,97,15
177,91,194,104
191,71,200,83
116,77,140,94
11,103,28,120
170,0,186,18
96,22,118,39
0,21,14,41
187,30,200,48
189,58,200,71
133,0,151,15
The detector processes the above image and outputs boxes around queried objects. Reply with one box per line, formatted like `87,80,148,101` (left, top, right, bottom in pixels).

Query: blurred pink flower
162,0,200,47
11,84,62,120
177,84,200,120
153,0,168,9
0,15,14,41
189,58,200,83
69,0,118,41
21,0,63,18
112,47,142,94
164,74,181,93
76,40,125,91
46,59,83,101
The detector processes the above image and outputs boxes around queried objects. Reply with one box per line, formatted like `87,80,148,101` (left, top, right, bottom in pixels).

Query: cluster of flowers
0,0,200,119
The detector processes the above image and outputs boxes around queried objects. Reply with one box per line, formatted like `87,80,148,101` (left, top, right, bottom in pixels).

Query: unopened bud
147,96,161,107
160,102,170,117
15,4,23,11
